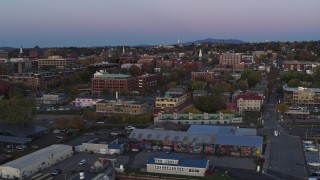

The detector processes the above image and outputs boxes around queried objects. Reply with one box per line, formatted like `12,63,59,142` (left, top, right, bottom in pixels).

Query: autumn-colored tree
168,81,177,88
55,117,69,129
183,107,202,114
218,109,234,114
70,116,86,129
276,103,289,114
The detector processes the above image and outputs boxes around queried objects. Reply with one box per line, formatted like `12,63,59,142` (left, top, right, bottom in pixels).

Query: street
263,87,308,179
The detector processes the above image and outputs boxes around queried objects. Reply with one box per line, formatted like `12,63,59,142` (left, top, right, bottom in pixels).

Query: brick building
38,56,77,69
282,60,318,72
219,53,242,65
8,70,75,92
91,72,136,95
136,73,161,94
96,100,147,114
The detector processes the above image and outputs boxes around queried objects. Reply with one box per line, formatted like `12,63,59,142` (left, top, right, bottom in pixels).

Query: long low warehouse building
129,125,263,158
0,144,73,180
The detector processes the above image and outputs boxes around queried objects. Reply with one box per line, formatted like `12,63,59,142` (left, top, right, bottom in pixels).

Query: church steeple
19,45,24,57
19,45,23,54
122,46,125,55
199,49,202,59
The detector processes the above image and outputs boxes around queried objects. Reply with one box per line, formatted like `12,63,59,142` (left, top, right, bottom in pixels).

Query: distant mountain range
178,38,246,45
0,47,17,51
1,38,246,49
133,38,246,47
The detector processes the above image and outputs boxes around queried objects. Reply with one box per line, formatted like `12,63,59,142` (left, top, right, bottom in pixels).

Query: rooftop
187,125,256,136
1,145,72,169
0,125,48,138
237,94,262,100
283,60,318,65
93,72,132,79
129,127,262,147
284,87,320,93
0,135,31,144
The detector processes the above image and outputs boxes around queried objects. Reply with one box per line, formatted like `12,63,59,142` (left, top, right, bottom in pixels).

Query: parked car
125,126,136,130
16,145,27,150
51,169,62,176
78,159,86,165
56,135,64,139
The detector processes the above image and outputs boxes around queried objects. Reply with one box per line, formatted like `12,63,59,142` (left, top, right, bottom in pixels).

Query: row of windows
189,169,200,173
154,165,184,171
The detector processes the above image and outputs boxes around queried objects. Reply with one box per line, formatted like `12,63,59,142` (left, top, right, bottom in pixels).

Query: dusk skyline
1,0,320,48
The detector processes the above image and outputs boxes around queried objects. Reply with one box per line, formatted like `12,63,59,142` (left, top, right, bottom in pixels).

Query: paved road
263,87,308,179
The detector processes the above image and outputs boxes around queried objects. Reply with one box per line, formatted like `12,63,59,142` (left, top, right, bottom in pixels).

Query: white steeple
199,49,202,58
122,46,125,55
19,45,23,54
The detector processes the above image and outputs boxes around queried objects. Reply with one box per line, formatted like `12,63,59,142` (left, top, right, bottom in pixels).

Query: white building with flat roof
0,144,73,179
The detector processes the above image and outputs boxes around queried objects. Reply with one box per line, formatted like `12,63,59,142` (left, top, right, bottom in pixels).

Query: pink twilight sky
0,0,319,47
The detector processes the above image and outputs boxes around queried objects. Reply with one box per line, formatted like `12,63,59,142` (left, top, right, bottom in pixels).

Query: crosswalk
31,173,52,180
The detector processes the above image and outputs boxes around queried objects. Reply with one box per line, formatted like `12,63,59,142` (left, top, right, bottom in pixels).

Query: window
189,169,200,173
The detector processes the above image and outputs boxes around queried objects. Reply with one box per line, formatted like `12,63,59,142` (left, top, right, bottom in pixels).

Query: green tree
100,88,110,95
0,96,37,126
241,69,261,87
287,78,301,87
170,72,179,82
189,80,205,90
312,66,320,83
194,95,225,113
238,80,249,92
129,65,142,76
79,69,92,83
212,82,233,95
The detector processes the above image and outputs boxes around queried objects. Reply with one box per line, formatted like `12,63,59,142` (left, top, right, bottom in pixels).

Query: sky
0,0,319,47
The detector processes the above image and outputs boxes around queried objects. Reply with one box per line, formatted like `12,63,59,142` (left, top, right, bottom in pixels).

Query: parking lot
26,152,129,180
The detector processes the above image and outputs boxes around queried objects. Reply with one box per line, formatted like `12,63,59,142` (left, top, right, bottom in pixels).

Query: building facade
8,69,75,92
129,127,263,158
0,145,73,180
36,93,65,105
96,100,148,114
219,53,242,65
153,113,242,125
135,74,161,94
191,71,215,82
72,97,104,108
237,94,263,115
282,60,318,72
91,72,136,95
147,154,209,177
38,56,77,68
283,87,320,106
155,94,187,112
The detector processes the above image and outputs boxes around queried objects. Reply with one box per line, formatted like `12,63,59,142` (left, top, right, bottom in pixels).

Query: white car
274,130,279,137
125,126,136,130
79,159,86,165
16,145,27,150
